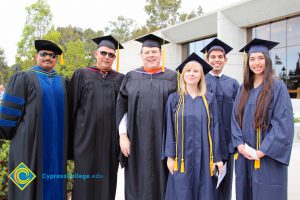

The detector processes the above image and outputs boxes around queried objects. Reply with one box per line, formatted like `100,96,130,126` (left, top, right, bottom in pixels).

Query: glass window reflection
287,16,300,46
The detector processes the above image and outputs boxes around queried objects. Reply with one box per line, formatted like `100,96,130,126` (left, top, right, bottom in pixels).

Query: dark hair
206,48,227,60
236,52,274,130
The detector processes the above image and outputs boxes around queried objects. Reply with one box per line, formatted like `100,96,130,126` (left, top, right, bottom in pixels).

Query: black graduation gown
231,80,294,200
163,92,223,200
0,67,68,200
116,67,177,200
69,67,124,200
205,73,239,200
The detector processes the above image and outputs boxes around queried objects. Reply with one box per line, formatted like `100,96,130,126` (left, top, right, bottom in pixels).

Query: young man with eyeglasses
69,35,124,200
0,40,69,200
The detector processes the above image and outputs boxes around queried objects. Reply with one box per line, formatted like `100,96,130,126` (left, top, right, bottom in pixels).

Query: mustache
42,60,52,63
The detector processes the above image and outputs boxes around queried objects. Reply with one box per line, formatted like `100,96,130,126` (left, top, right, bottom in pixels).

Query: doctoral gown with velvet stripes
231,80,294,200
205,73,239,200
162,92,223,200
0,66,68,200
116,67,177,200
69,67,124,200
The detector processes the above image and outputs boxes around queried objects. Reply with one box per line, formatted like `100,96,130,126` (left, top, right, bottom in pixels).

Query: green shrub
0,140,10,197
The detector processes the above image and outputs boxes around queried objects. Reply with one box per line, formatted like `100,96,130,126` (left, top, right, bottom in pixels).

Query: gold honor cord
116,43,120,72
174,94,184,172
180,94,185,173
202,95,214,177
254,126,261,169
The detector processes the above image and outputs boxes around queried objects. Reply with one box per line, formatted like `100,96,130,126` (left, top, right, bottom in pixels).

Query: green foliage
16,0,53,70
67,160,74,192
145,0,182,30
0,140,10,196
105,16,137,43
144,0,203,31
0,48,13,85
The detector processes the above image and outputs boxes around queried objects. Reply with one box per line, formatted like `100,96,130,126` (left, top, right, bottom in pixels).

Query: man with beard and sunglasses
69,35,124,200
0,40,69,200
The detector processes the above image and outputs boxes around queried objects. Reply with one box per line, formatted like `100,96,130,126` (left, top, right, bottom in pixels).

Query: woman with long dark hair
231,38,294,200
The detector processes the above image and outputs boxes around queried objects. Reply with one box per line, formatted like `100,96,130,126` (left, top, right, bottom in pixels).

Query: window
252,16,300,98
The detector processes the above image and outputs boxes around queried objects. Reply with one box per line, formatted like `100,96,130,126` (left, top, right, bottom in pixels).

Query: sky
0,0,242,65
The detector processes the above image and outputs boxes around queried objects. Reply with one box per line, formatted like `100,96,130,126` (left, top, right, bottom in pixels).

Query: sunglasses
98,50,116,58
38,52,57,59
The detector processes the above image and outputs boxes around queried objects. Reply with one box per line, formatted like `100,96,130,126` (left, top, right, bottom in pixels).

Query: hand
119,133,131,157
167,157,175,175
214,161,224,173
256,150,265,159
237,144,255,160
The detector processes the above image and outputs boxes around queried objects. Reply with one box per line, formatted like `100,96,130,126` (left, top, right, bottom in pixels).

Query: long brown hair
236,52,274,130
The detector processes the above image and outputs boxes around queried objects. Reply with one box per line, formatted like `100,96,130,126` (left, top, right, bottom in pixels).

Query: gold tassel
180,158,185,173
174,157,178,171
254,159,260,170
204,50,208,59
116,43,120,72
210,162,214,177
177,72,181,93
60,53,65,65
243,50,247,69
254,127,261,169
161,40,166,72
234,153,239,160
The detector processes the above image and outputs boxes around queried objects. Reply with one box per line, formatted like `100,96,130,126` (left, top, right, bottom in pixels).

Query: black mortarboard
201,38,233,55
239,38,279,55
92,35,124,50
176,53,212,74
135,34,169,49
35,40,63,55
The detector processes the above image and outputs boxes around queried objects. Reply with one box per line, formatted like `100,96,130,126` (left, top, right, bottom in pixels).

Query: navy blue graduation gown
69,67,124,200
0,66,68,200
163,92,223,200
231,80,294,200
116,67,177,200
205,73,239,200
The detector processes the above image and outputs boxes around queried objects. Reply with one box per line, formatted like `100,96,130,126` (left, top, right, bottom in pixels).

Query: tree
16,0,53,69
144,0,182,31
0,48,13,85
57,39,89,78
104,16,137,43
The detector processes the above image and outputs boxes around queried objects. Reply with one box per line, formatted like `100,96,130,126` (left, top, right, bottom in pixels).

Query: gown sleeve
0,72,27,140
68,69,84,160
162,93,177,159
231,86,245,150
259,81,294,165
210,94,223,162
116,75,129,167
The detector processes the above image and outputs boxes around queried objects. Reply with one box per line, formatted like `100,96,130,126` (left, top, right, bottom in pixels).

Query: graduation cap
200,38,233,56
92,35,124,50
239,38,279,55
176,52,213,74
92,35,124,71
135,33,169,48
35,40,63,55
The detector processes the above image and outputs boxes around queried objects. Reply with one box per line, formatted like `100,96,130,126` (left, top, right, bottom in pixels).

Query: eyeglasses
38,52,57,59
98,50,116,58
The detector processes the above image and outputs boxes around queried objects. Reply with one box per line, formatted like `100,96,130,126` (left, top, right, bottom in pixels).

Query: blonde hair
179,61,207,96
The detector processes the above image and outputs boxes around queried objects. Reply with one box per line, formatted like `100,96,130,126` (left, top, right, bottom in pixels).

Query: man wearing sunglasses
0,40,69,200
69,35,124,200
